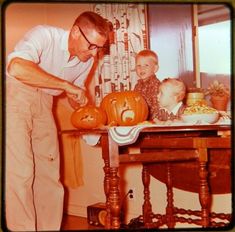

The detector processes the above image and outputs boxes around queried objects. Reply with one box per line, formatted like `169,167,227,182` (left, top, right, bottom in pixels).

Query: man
5,11,111,231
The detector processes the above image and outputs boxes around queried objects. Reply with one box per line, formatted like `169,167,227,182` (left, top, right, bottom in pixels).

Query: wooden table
61,124,232,229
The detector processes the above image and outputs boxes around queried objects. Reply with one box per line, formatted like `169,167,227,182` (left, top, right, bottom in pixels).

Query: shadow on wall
201,72,231,91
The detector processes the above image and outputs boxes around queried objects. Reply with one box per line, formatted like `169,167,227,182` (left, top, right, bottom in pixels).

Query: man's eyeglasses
78,26,103,50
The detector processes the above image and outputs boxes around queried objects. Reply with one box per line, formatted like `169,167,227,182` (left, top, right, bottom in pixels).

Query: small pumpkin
100,91,149,126
71,105,107,129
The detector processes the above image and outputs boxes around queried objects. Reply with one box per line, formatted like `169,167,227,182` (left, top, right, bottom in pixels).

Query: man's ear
174,95,179,103
71,25,80,39
175,92,184,103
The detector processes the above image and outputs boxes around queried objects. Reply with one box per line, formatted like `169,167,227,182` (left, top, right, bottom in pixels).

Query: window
198,20,231,75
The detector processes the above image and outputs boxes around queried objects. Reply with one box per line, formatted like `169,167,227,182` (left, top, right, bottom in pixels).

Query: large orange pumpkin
71,105,107,129
100,91,149,126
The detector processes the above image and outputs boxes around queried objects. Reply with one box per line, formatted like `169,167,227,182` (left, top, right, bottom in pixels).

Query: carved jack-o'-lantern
71,105,107,129
100,91,149,126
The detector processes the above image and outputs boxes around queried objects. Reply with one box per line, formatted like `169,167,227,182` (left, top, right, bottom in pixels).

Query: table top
60,124,231,134
61,124,231,147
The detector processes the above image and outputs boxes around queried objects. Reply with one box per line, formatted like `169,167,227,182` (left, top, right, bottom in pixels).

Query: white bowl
181,112,219,124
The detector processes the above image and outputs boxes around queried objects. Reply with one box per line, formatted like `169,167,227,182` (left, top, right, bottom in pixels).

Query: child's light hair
161,78,186,101
136,49,158,65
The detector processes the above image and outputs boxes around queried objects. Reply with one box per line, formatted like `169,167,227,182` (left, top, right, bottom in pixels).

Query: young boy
153,78,186,124
134,49,161,120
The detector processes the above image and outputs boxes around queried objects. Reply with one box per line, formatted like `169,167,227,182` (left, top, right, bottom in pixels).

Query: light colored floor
61,214,103,231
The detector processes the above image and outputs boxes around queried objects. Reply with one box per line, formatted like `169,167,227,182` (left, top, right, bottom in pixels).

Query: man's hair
136,49,158,65
162,78,186,101
73,11,112,39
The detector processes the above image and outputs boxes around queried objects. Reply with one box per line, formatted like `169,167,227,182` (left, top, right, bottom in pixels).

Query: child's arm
153,118,171,125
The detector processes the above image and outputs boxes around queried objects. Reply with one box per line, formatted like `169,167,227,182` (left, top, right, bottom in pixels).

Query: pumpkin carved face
101,91,149,126
71,105,107,129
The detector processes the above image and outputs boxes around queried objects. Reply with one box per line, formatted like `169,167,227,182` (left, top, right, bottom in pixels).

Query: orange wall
5,3,93,55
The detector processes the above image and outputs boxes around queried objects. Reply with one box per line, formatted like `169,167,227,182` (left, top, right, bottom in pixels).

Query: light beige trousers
5,78,64,231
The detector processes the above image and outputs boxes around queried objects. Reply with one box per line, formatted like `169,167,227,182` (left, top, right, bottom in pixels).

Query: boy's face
135,56,158,81
157,84,177,109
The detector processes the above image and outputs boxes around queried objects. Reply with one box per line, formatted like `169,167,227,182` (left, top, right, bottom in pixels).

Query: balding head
73,11,111,40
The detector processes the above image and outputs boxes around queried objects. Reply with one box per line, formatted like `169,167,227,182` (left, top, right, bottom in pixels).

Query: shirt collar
139,75,157,84
161,101,183,115
60,31,81,66
171,101,183,114
61,31,69,51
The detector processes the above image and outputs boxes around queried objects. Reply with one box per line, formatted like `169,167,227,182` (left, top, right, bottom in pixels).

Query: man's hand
67,96,81,110
64,82,88,107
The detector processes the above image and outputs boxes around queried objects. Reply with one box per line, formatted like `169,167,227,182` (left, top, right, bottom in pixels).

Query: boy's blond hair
136,49,158,65
161,78,186,102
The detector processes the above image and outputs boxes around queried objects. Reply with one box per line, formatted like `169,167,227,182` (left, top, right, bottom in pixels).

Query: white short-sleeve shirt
7,25,94,96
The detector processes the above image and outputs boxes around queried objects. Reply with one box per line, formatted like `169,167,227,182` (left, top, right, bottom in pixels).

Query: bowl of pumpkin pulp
182,103,219,124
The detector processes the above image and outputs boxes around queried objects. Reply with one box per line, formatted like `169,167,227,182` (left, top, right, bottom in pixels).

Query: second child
153,78,186,124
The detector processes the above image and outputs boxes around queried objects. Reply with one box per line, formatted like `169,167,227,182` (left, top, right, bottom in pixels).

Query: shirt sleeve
7,25,51,65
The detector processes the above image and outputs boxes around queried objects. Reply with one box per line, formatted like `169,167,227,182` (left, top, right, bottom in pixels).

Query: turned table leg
103,159,111,229
102,134,121,229
101,134,120,229
142,164,153,226
198,148,211,227
166,163,175,228
109,167,120,229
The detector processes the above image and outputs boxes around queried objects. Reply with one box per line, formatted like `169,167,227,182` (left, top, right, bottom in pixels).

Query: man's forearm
8,57,89,106
7,57,68,90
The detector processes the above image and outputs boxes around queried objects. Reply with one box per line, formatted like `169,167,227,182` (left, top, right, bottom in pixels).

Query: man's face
70,25,107,62
135,56,157,81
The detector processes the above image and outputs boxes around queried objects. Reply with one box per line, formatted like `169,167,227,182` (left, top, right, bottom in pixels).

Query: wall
147,4,194,89
4,3,232,228
4,3,92,54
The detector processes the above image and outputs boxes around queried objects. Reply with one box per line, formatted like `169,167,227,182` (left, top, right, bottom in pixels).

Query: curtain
93,3,148,106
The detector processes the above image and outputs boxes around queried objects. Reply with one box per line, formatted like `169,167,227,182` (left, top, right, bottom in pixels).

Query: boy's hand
153,118,165,125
